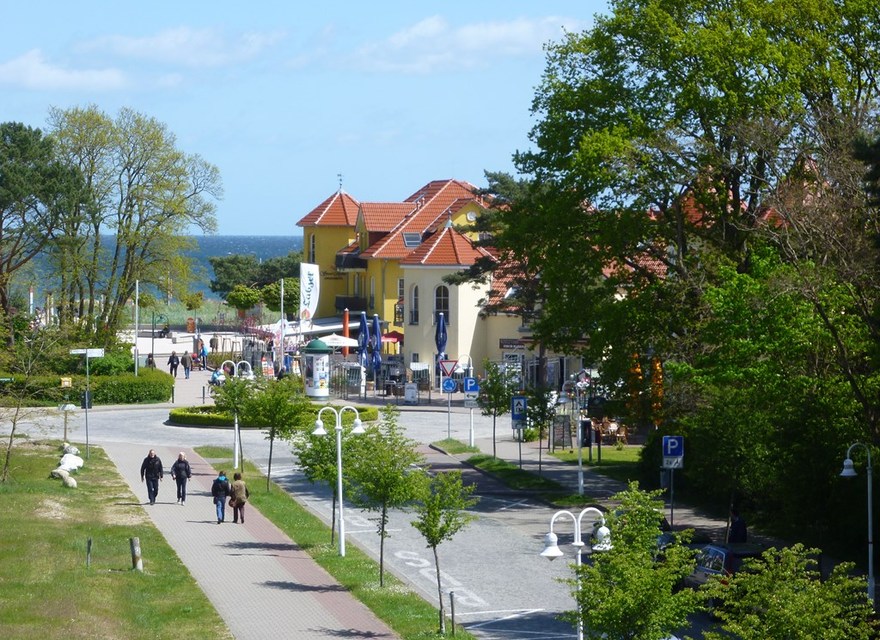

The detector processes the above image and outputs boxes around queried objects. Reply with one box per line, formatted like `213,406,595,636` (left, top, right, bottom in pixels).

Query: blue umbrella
357,312,370,370
435,312,447,360
371,314,382,373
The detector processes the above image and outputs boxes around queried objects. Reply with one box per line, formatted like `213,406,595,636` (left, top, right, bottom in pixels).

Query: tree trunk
433,545,445,634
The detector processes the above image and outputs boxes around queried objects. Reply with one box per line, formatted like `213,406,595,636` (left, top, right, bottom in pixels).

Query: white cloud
350,15,585,74
78,27,286,68
0,49,126,90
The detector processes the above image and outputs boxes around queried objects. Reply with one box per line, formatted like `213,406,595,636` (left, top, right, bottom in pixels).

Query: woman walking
230,472,250,524
211,470,231,524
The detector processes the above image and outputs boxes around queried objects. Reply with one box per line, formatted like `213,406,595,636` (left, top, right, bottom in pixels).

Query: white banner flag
299,263,320,330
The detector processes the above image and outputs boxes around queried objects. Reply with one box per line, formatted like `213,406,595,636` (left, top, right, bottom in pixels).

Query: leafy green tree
224,284,262,315
180,291,204,313
261,277,300,314
574,483,702,640
256,251,302,286
209,376,256,469
242,376,310,490
47,105,220,338
291,408,363,547
209,254,260,296
525,385,555,444
478,359,516,457
704,544,876,640
0,122,83,340
410,470,478,635
347,406,424,586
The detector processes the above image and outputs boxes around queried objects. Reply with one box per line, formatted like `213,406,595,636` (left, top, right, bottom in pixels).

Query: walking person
181,350,193,379
728,507,748,543
230,472,250,524
211,469,231,524
140,449,163,505
200,342,209,370
167,351,179,377
170,452,192,505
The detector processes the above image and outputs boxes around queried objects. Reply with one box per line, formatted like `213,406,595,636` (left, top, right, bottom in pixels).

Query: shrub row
0,369,174,406
168,404,380,428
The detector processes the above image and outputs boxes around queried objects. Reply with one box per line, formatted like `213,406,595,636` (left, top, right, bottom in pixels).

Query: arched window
410,285,419,325
309,234,316,263
434,285,449,325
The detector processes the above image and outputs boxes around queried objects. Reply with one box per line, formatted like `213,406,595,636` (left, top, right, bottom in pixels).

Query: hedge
0,369,174,406
168,404,380,428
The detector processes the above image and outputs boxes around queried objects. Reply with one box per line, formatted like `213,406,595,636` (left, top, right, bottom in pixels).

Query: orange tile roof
364,179,482,259
360,202,414,232
296,189,360,227
400,224,493,267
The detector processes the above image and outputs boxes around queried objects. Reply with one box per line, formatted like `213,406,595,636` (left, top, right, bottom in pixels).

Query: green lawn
0,440,230,640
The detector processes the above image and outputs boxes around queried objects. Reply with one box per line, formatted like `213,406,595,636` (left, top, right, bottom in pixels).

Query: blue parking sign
662,435,684,458
463,377,479,393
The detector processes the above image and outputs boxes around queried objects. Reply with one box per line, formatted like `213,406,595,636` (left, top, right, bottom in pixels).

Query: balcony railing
335,252,367,271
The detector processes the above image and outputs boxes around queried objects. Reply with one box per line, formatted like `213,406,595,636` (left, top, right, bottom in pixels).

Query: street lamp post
541,507,612,640
841,442,874,606
313,405,365,557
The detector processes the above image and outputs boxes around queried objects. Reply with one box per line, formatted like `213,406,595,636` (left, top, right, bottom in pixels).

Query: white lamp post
841,442,874,606
313,405,365,557
541,507,612,640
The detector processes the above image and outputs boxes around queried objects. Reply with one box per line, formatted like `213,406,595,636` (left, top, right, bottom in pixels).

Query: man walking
140,449,163,505
170,452,192,505
181,351,193,379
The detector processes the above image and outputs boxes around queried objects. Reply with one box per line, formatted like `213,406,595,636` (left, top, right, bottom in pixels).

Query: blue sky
3,1,607,235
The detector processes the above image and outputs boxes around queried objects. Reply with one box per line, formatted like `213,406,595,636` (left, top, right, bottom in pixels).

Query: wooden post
86,537,92,569
129,537,143,572
450,591,456,636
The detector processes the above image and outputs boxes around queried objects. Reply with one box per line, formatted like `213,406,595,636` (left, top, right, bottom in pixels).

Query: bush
168,403,380,427
0,369,173,406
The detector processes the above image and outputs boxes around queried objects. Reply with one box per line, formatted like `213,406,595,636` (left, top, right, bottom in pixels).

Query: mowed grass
0,440,230,640
196,447,479,640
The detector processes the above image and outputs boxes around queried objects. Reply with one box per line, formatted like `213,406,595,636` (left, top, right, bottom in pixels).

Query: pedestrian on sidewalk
145,353,156,369
171,452,192,505
230,472,249,524
167,351,179,377
181,351,193,379
140,449,163,505
199,342,209,370
211,470,231,524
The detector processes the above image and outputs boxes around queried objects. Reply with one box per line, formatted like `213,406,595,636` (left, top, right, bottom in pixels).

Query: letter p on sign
662,435,684,458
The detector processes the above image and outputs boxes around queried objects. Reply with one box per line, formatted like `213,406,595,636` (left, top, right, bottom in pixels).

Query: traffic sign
662,435,684,469
511,395,527,420
463,377,479,393
442,377,457,393
464,399,479,408
70,348,105,357
439,359,458,376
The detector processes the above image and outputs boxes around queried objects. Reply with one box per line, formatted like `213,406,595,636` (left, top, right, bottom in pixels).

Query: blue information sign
511,395,527,421
442,377,457,393
463,377,479,393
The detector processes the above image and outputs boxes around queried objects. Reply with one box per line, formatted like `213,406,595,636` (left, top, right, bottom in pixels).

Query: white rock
63,475,78,488
58,453,84,472
63,444,80,456
50,467,70,480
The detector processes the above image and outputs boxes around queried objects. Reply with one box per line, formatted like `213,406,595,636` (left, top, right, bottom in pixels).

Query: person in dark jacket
140,449,163,505
180,351,193,379
167,351,179,377
728,507,748,543
211,470,231,524
170,452,192,505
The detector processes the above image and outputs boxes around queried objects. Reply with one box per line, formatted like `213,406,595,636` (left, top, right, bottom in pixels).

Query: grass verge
196,447,477,640
0,440,231,640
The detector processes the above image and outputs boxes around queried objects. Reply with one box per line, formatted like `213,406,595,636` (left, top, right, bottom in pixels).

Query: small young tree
525,385,555,444
411,470,479,635
291,409,361,547
704,544,877,640
224,284,262,316
347,405,424,586
478,359,516,457
209,376,256,468
243,376,310,490
573,482,703,640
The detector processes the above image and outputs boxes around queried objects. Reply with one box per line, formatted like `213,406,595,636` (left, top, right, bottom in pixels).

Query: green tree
256,251,302,286
291,408,364,547
410,470,478,635
260,277,300,314
224,284,262,315
478,359,516,457
704,544,876,640
574,483,702,640
209,254,260,296
242,376,311,490
47,105,220,337
0,122,83,340
209,376,256,469
347,406,424,587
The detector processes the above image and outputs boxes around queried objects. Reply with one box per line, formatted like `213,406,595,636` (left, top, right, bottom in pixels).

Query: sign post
662,435,684,526
70,348,105,459
463,377,479,446
511,395,527,468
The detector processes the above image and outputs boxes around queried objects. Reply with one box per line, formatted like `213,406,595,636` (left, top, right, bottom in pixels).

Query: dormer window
403,232,421,248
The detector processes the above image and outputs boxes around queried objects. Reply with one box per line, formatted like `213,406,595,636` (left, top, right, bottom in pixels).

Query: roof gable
297,190,360,227
399,224,493,267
